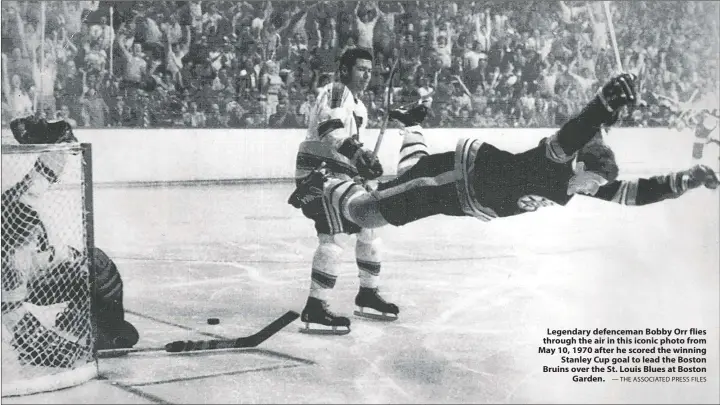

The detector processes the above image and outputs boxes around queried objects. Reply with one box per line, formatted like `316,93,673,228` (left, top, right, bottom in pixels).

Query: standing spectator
32,41,59,117
355,2,380,50
296,91,316,126
55,104,78,128
89,16,113,50
189,0,204,34
2,70,34,120
119,37,148,88
84,40,107,73
313,40,339,78
109,96,131,127
184,101,206,127
6,47,33,90
206,103,228,127
268,100,300,128
260,60,285,117
79,87,109,127
160,13,183,46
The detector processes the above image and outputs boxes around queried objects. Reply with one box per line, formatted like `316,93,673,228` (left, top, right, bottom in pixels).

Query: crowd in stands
2,0,718,130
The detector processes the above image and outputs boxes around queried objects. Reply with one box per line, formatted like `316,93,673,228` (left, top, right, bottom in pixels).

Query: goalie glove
670,165,719,195
338,137,384,180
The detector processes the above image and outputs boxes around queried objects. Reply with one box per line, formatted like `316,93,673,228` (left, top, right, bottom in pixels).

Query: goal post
1,142,98,397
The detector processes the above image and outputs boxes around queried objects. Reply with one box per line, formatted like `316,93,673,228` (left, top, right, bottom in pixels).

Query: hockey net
1,143,97,397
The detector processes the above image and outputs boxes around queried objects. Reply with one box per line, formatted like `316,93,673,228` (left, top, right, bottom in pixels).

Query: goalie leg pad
10,309,90,368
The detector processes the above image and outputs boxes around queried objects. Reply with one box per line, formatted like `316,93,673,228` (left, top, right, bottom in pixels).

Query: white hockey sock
356,229,381,289
309,235,344,301
398,125,428,176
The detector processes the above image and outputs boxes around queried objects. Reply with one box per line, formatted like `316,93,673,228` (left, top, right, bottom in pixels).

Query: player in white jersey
691,109,719,162
291,48,425,334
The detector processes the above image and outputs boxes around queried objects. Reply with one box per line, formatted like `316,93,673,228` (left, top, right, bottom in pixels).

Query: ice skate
288,163,328,209
389,103,429,127
354,287,399,321
299,297,351,335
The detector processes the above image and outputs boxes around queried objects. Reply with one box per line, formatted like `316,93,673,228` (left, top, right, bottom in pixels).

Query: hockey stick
373,58,400,155
603,1,622,73
98,311,299,358
603,0,646,110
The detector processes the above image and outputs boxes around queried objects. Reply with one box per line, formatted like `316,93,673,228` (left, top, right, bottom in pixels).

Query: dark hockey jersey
471,139,684,218
472,140,576,217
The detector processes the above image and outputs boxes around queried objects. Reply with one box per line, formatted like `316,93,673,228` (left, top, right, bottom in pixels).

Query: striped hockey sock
308,236,344,301
397,126,429,176
356,229,381,289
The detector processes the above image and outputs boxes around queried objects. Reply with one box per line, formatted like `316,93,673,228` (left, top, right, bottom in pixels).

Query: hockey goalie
2,116,139,370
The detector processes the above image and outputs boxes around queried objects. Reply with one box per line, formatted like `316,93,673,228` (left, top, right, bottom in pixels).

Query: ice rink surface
3,177,719,404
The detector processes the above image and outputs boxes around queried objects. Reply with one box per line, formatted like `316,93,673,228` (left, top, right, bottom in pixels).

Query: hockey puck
207,318,220,325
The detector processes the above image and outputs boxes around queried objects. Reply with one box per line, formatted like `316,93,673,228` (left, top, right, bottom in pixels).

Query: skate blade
354,308,399,322
298,322,351,336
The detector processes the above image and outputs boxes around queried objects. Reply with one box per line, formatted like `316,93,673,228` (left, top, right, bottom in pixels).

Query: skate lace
320,300,337,317
375,290,389,305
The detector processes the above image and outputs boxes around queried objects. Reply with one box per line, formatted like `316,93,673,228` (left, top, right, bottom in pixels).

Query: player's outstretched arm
548,73,638,162
591,165,719,206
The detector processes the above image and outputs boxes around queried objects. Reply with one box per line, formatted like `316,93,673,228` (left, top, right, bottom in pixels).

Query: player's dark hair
338,47,373,84
577,137,619,182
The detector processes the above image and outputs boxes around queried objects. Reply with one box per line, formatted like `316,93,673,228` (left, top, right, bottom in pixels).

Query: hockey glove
355,149,384,180
338,137,384,180
597,73,638,112
671,165,719,195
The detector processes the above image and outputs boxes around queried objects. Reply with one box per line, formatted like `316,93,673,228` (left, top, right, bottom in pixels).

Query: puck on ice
207,318,220,325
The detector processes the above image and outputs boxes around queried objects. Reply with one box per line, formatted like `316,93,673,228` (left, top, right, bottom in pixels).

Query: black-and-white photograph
1,0,718,403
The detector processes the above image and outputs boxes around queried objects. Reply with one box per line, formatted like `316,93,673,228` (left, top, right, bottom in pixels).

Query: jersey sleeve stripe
318,119,344,139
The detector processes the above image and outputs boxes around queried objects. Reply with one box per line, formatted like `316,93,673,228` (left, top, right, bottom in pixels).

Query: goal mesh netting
1,143,97,397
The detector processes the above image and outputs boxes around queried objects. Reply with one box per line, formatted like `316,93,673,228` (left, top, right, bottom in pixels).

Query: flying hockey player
290,73,719,233
3,115,139,368
292,47,427,335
